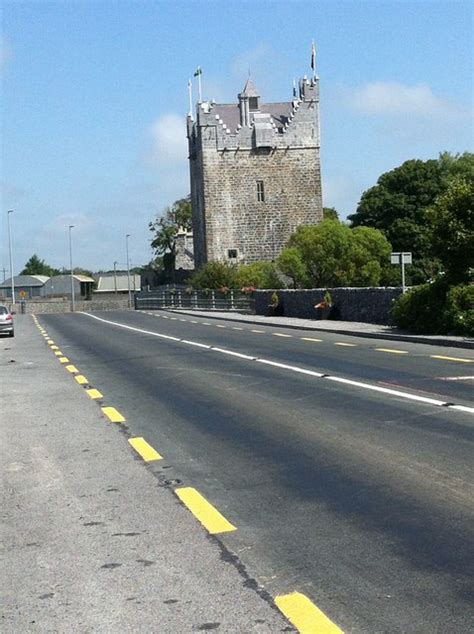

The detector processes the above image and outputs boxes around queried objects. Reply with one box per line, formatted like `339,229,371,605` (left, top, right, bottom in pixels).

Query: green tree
277,247,308,288
149,196,192,281
21,254,59,276
348,152,474,282
427,177,474,284
189,261,238,290
323,207,340,221
235,261,282,289
280,220,391,287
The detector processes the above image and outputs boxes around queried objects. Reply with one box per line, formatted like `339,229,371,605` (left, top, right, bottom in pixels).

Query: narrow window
228,249,238,259
257,180,265,202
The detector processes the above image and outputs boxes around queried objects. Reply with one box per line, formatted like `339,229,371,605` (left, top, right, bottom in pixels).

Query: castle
187,73,323,267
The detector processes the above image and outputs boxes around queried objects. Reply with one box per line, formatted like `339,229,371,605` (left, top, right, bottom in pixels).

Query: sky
1,0,473,274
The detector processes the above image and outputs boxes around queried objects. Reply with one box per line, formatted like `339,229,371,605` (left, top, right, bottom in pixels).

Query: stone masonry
187,76,323,266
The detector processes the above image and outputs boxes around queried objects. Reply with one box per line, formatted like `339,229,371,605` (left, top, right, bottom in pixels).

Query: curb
162,309,474,350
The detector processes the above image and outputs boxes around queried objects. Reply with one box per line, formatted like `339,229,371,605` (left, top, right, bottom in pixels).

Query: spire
240,77,259,98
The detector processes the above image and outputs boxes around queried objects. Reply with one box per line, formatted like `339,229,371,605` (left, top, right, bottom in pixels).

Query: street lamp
126,234,132,308
7,210,15,304
69,225,75,311
113,260,118,295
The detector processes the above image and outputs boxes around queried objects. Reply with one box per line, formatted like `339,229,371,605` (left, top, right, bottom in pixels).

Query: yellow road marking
375,348,409,355
75,375,88,385
251,329,265,333
431,355,473,364
66,364,79,373
273,333,293,338
275,592,343,634
301,337,323,343
59,357,69,363
128,437,163,462
86,388,103,399
335,342,356,347
50,344,59,350
54,351,63,356
47,339,54,344
175,487,236,535
101,406,126,423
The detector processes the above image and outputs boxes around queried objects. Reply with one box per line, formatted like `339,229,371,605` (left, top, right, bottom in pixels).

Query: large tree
348,152,474,282
277,220,391,288
21,254,60,277
149,196,192,281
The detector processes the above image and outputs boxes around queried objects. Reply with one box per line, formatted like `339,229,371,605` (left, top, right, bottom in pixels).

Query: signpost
391,252,412,293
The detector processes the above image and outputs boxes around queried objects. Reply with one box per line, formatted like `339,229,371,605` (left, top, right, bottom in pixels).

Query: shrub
392,280,473,335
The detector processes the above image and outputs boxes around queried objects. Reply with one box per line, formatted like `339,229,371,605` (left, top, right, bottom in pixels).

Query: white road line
79,313,472,414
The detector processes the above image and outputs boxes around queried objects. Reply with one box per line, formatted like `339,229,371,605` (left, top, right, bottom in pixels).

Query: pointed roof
239,78,259,98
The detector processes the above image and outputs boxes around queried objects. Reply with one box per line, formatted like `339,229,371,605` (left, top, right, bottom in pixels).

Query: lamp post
113,260,118,295
69,225,75,311
7,210,15,304
126,234,132,308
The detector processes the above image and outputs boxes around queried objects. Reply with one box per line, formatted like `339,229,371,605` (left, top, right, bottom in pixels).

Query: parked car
0,304,14,337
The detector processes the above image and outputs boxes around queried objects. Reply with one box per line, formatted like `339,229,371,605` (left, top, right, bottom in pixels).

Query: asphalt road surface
38,309,474,633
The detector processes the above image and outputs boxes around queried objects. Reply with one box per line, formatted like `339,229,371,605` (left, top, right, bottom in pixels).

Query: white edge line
326,375,446,406
182,340,211,349
212,347,256,360
79,312,472,414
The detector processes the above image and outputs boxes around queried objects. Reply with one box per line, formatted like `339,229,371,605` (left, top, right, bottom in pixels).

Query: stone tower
187,74,323,267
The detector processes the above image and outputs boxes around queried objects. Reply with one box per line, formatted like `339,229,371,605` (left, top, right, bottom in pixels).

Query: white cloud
350,81,467,119
147,114,188,167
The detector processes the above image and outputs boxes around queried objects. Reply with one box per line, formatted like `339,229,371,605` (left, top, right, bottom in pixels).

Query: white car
0,304,14,337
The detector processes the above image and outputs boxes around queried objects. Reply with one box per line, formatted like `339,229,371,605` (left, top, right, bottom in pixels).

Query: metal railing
135,289,254,312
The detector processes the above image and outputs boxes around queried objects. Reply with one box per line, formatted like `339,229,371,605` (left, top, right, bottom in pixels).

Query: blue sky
1,0,472,273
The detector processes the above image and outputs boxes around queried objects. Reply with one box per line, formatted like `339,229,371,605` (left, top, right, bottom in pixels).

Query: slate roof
212,102,292,133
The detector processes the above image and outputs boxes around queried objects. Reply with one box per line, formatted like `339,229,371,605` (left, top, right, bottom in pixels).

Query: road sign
19,290,27,299
391,252,412,265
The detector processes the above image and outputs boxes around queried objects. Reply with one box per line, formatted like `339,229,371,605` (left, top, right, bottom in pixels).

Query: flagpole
198,72,202,103
188,79,193,117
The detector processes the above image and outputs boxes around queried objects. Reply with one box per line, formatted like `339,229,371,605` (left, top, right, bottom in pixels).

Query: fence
136,289,254,312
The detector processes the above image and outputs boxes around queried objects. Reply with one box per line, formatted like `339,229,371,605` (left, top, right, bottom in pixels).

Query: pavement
0,316,292,633
163,309,474,349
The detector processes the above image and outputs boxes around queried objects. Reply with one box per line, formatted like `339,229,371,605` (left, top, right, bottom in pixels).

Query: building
42,274,95,299
187,73,323,267
0,275,49,300
93,272,141,296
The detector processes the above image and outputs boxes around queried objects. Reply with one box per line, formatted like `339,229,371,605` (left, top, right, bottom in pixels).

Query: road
38,309,474,633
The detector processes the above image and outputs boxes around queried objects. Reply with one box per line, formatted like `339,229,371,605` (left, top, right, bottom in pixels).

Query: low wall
254,288,404,325
10,298,131,314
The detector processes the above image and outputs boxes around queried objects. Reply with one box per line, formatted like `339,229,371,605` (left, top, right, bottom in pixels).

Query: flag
194,67,202,77
311,41,316,71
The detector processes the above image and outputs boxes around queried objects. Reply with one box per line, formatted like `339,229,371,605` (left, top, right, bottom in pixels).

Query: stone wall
254,288,404,325
10,297,130,314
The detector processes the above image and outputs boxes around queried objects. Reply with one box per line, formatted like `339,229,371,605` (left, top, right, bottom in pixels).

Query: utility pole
69,225,75,311
7,210,15,304
126,234,132,309
113,261,118,295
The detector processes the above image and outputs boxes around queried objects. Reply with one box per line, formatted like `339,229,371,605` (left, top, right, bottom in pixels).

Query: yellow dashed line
101,406,126,423
75,375,88,385
431,355,473,364
128,437,163,462
375,348,409,355
275,592,343,634
59,357,69,363
66,364,79,373
273,333,292,338
46,339,54,344
301,337,323,343
86,388,103,399
54,351,63,356
335,342,356,347
50,344,59,350
175,487,237,535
